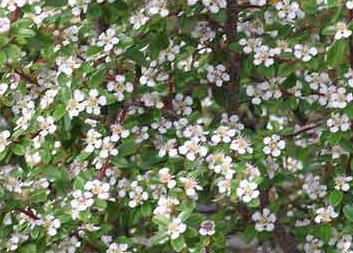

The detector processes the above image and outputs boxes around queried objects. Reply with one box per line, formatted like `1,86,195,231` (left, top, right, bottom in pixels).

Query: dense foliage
1,0,353,252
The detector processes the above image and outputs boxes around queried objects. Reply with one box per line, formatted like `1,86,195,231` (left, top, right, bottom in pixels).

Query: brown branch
346,153,352,176
163,76,174,111
98,65,141,180
10,7,21,23
284,122,323,138
225,0,241,111
14,207,40,220
117,65,142,125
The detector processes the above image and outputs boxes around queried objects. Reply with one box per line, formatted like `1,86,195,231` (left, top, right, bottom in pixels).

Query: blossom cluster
0,0,353,253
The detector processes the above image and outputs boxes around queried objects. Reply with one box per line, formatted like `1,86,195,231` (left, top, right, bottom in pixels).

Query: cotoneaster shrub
1,0,353,252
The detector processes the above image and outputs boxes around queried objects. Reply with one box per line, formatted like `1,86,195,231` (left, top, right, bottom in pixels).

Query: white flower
84,180,110,200
141,92,164,108
173,93,193,116
263,134,286,157
167,218,187,240
188,0,198,5
199,220,216,236
202,0,227,13
329,87,353,109
182,124,207,142
43,215,61,236
314,206,338,223
25,150,42,167
347,1,353,9
57,56,82,76
146,0,169,17
206,64,230,87
230,135,253,154
335,22,352,40
253,45,277,67
37,116,56,137
158,168,176,189
106,243,131,253
206,152,233,175
107,75,133,102
158,40,181,63
178,140,208,161
0,83,8,96
128,183,148,208
337,235,353,251
335,175,353,191
243,163,261,180
159,139,178,157
180,177,203,198
129,11,149,30
86,89,107,115
236,180,260,203
110,124,130,142
85,129,102,153
217,178,232,195
284,157,303,173
302,173,327,200
276,0,304,21
1,0,27,12
252,208,276,232
211,126,236,144
304,235,323,253
70,190,94,212
153,196,180,215
0,130,11,153
246,78,283,104
40,89,59,109
99,136,118,158
304,72,331,90
294,44,318,62
96,28,120,52
66,90,86,118
239,38,263,54
68,0,91,16
327,113,350,133
191,21,216,43
0,17,10,33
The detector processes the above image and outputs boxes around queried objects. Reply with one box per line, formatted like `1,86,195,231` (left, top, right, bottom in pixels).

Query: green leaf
89,68,106,87
329,191,343,207
319,225,332,244
31,189,48,203
241,225,257,243
11,144,25,156
343,205,353,222
118,139,136,157
327,40,348,66
171,236,186,252
0,51,7,68
140,203,152,217
125,47,146,65
45,0,67,6
6,44,21,60
152,215,170,227
151,232,168,245
15,28,36,38
54,105,67,120
177,206,194,221
302,0,317,13
73,177,85,190
21,244,37,253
